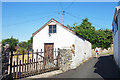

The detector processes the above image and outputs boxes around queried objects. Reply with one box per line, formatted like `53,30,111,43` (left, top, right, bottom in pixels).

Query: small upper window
49,25,56,33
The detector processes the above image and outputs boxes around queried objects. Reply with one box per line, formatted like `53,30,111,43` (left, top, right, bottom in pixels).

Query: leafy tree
2,36,19,51
67,18,113,49
18,41,27,49
74,18,96,44
94,29,112,49
18,36,33,51
2,36,19,74
67,23,77,30
26,36,33,51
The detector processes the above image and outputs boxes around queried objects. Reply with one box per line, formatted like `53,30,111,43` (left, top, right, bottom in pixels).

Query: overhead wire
65,11,82,20
9,11,61,19
65,11,105,29
58,2,64,11
64,1,74,11
5,11,61,27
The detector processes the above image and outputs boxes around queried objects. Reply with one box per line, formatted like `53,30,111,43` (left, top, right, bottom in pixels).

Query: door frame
44,43,54,64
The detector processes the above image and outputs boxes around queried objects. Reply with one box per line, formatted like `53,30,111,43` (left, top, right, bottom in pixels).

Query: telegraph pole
62,10,64,25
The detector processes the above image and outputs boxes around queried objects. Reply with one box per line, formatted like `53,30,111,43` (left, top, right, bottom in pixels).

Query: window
49,25,56,33
115,16,118,30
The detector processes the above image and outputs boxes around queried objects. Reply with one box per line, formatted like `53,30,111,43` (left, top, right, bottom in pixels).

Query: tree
67,23,77,30
2,36,19,51
26,36,33,51
74,18,96,44
18,36,33,51
2,36,19,74
94,29,112,49
18,41,27,48
67,18,113,49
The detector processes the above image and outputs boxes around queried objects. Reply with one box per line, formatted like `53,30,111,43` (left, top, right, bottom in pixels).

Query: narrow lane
50,55,120,79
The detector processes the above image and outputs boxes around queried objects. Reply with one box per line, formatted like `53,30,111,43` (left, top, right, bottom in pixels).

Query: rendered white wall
70,35,92,69
33,21,75,52
113,31,118,65
113,9,120,68
33,20,92,69
118,11,120,68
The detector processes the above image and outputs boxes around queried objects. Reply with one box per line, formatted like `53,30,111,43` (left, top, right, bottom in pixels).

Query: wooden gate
9,48,60,79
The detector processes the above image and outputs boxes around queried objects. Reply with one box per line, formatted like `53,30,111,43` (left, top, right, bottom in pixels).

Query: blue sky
2,2,118,42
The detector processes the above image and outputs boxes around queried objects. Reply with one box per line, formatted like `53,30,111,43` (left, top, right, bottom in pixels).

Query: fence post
19,60,21,78
10,50,13,75
30,59,31,74
57,48,60,67
34,59,35,74
25,60,26,72
13,61,15,78
22,50,24,77
32,49,34,64
43,49,46,71
36,49,38,73
16,51,19,78
55,48,56,58
27,50,29,72
40,49,42,70
32,49,34,73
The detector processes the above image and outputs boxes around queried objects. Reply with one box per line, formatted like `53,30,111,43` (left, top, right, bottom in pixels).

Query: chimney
118,1,120,6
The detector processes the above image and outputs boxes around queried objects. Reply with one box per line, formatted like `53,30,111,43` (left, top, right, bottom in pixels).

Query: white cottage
112,3,120,68
32,18,92,69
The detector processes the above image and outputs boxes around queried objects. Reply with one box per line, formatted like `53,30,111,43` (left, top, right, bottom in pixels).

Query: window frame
115,16,118,31
49,25,57,33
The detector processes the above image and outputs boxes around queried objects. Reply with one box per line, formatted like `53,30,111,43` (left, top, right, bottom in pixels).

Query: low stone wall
92,44,113,56
58,49,72,72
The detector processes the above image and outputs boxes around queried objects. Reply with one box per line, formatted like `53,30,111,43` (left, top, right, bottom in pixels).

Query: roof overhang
32,18,90,42
32,18,76,37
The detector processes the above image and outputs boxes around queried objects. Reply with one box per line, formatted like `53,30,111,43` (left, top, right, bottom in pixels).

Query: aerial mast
62,10,64,25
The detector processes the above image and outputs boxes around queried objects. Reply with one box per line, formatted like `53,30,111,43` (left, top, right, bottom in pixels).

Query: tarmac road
50,55,120,79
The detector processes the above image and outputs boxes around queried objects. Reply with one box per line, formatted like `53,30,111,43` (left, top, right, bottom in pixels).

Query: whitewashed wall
33,20,92,69
118,10,120,68
113,31,118,65
113,8,120,68
70,35,91,69
33,21,75,52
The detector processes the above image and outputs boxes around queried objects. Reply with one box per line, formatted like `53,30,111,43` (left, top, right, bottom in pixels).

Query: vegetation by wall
67,18,113,49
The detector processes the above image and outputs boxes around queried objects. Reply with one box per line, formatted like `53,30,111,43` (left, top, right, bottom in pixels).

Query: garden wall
58,49,72,72
92,44,113,56
0,44,10,79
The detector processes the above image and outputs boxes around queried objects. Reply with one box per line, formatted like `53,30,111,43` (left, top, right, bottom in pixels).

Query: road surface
50,55,120,79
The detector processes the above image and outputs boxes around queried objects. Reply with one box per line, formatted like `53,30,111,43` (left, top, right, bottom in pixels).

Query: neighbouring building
0,43,2,79
32,18,92,69
112,2,120,68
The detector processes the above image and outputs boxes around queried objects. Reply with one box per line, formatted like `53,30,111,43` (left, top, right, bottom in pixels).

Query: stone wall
58,49,72,72
92,44,113,56
0,44,2,80
0,44,10,79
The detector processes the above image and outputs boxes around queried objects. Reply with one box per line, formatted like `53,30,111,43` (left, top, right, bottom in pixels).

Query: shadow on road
94,55,120,78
